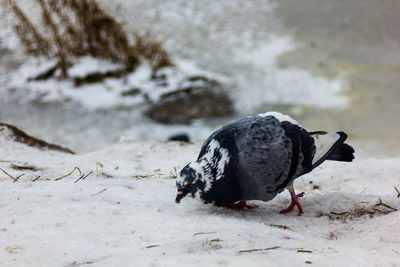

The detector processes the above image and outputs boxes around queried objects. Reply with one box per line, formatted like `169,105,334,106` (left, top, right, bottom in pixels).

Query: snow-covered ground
1,134,399,266
1,1,400,265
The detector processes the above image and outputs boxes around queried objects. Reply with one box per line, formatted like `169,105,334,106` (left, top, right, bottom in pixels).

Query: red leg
226,200,256,211
280,187,305,215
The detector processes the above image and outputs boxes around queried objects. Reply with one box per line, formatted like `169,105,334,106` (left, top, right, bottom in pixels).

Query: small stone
168,133,191,142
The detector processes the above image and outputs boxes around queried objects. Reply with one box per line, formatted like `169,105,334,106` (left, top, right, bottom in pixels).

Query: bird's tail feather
310,131,355,168
326,143,355,162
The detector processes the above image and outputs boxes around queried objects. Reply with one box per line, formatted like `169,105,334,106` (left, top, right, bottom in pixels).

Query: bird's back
232,116,298,201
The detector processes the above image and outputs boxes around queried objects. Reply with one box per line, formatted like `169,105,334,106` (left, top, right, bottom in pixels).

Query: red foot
280,189,305,215
226,201,256,211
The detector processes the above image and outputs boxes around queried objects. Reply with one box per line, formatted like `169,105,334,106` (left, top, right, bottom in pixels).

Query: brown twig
13,173,25,183
101,172,113,178
90,188,107,196
375,198,397,211
54,167,82,181
236,246,280,254
330,211,350,216
32,176,41,182
297,249,313,253
169,167,178,179
145,245,159,249
193,232,216,237
132,174,155,179
96,161,104,176
269,224,291,230
0,167,20,181
74,171,93,183
394,187,400,198
10,164,41,171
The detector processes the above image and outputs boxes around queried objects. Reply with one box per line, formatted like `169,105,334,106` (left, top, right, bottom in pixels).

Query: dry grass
9,0,173,82
317,199,398,222
0,167,24,182
9,0,51,58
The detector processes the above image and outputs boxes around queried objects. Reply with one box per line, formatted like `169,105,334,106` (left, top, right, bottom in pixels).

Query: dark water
273,0,400,157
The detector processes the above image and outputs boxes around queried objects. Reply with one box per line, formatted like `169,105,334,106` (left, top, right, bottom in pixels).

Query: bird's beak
175,190,187,203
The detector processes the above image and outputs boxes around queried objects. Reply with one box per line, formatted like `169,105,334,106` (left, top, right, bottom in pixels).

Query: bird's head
175,162,204,203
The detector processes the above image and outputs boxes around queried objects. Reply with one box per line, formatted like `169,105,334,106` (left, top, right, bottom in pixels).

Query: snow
1,135,399,266
5,57,227,110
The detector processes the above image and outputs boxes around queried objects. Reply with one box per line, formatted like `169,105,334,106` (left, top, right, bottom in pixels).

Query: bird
175,111,355,214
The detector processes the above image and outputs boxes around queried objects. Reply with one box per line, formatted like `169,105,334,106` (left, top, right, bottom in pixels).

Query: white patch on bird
258,111,301,126
175,172,187,187
186,139,230,193
312,132,341,164
203,139,230,181
187,160,212,192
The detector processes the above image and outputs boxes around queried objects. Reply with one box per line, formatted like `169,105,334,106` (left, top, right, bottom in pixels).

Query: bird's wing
234,116,294,199
278,121,316,188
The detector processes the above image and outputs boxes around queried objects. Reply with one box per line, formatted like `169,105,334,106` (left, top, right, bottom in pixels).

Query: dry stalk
169,167,178,179
36,0,69,77
236,246,280,254
9,0,51,57
90,188,107,196
132,174,155,179
395,186,400,198
10,0,173,82
10,164,41,171
145,245,159,249
321,199,397,222
101,172,113,178
54,166,82,181
0,167,22,182
74,170,93,183
269,224,291,230
13,173,25,183
193,232,216,237
375,198,397,211
297,249,313,253
96,161,103,176
32,175,41,181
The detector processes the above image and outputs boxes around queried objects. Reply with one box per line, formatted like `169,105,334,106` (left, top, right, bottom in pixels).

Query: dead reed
9,0,173,83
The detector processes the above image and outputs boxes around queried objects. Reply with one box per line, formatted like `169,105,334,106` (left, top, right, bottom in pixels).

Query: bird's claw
226,201,256,211
280,190,305,215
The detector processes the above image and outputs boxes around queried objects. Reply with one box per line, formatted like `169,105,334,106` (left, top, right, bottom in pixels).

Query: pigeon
175,111,355,214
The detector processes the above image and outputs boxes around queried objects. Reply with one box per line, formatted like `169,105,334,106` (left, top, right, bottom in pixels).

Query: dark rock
121,88,141,97
168,133,191,142
28,63,59,81
73,69,126,87
145,76,234,124
0,123,75,154
151,71,169,87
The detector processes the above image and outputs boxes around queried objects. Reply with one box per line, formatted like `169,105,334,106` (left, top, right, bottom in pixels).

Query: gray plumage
234,116,294,201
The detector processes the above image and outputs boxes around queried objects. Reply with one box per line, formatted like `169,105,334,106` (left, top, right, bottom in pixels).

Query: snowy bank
0,135,399,266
